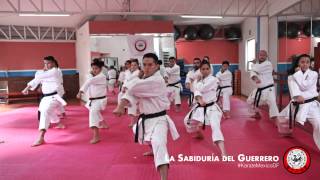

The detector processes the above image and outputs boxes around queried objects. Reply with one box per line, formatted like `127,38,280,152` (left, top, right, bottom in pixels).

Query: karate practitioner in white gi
216,61,233,119
185,58,202,107
113,53,179,180
164,57,182,112
121,59,141,127
247,50,279,120
77,59,107,144
117,60,132,104
184,60,227,157
22,56,67,147
278,54,320,150
107,66,117,95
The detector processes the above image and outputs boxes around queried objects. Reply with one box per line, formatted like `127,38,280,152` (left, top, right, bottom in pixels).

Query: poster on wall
127,35,154,56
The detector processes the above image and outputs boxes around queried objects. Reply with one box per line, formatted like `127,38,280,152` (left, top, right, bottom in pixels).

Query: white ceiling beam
223,0,236,15
73,0,84,12
0,27,10,39
26,26,39,40
268,0,301,17
94,0,104,12
169,0,180,13
257,0,267,15
240,0,251,15
28,0,41,12
6,0,18,12
51,0,63,12
41,27,51,40
54,27,64,40
11,25,24,39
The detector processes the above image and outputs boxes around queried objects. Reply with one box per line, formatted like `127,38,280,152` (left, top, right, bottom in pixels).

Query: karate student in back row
77,59,107,144
164,57,182,112
216,61,233,119
185,58,202,107
22,56,67,147
247,50,279,121
184,60,227,157
113,53,179,180
279,54,320,150
121,59,141,127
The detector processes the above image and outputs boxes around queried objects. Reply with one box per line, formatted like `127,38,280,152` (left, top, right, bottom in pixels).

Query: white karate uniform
107,68,117,92
279,70,320,150
185,69,201,106
122,69,140,116
247,60,279,118
165,64,182,105
57,68,65,114
184,75,224,142
80,73,107,128
121,71,179,168
216,70,233,111
117,70,131,104
27,68,67,130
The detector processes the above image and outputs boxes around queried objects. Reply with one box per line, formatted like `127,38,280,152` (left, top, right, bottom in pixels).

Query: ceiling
0,0,315,28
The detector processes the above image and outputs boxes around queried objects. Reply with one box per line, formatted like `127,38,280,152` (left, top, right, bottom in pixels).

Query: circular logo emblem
134,39,147,52
283,146,311,174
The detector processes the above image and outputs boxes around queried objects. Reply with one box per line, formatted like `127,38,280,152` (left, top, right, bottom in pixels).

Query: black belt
167,81,180,88
43,91,58,97
38,91,58,121
189,92,194,107
134,110,167,143
289,97,318,129
187,101,215,130
216,86,232,102
253,84,274,107
88,96,106,107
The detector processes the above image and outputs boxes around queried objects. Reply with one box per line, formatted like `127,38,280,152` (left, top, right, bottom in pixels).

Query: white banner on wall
127,35,154,56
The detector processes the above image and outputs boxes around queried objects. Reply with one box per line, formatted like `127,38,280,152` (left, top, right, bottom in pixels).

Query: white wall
239,17,257,96
76,22,91,101
91,36,132,66
91,36,175,66
268,17,278,70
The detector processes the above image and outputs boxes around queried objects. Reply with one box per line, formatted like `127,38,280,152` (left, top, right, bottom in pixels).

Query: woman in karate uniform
278,54,320,150
77,59,107,144
184,60,227,157
22,56,67,147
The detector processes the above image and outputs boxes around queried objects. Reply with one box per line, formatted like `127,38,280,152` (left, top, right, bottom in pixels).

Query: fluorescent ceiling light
91,35,113,38
19,13,70,17
181,15,223,19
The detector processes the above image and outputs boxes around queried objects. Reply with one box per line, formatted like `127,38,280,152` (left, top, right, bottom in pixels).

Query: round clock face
283,147,311,174
135,39,147,52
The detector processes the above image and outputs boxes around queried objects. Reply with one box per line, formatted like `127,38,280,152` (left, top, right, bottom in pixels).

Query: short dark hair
125,60,132,64
200,60,211,69
169,56,176,60
91,58,104,68
44,56,59,67
194,58,201,62
131,59,139,66
158,60,163,65
143,53,158,63
222,61,230,66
